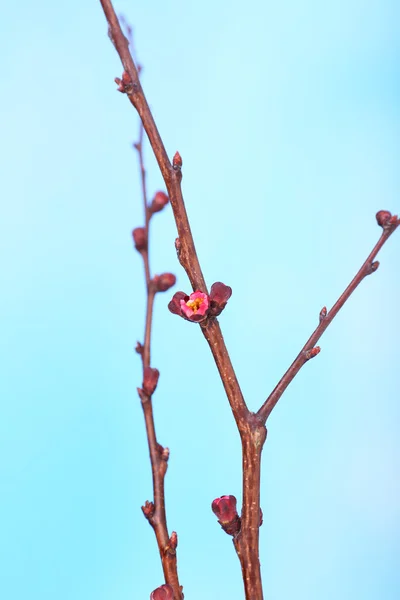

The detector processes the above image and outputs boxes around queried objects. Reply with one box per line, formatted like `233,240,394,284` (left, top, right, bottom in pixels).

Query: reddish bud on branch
209,282,233,317
132,227,148,252
142,500,155,521
376,210,400,232
115,70,133,93
376,210,392,228
143,366,160,396
319,306,327,322
172,151,182,170
168,531,178,552
161,447,170,462
366,261,380,275
305,346,321,360
212,495,241,535
150,191,169,214
150,584,174,600
153,273,176,293
212,495,238,523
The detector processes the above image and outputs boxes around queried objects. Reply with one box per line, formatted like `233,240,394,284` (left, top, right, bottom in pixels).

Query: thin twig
258,221,399,423
119,26,183,598
134,131,182,598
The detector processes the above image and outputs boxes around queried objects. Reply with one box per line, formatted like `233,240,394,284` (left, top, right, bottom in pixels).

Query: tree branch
98,4,399,600
257,215,399,423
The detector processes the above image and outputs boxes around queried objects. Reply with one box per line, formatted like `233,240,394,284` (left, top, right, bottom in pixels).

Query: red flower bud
172,151,182,170
212,495,241,536
209,282,232,317
142,367,160,396
150,584,174,600
153,273,176,293
132,227,147,252
150,191,169,214
212,495,238,523
376,210,392,228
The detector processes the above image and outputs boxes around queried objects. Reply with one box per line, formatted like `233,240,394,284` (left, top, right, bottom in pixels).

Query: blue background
1,1,399,598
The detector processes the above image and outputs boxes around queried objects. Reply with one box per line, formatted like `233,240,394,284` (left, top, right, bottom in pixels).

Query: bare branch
257,214,399,423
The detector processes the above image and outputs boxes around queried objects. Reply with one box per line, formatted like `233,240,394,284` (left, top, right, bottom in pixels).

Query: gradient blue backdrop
1,1,399,598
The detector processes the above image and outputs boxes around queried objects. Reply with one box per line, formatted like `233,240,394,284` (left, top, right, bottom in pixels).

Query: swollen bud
115,70,133,94
150,584,174,600
153,273,176,293
376,210,392,228
211,495,241,535
132,227,147,252
305,346,321,360
150,191,169,214
142,366,160,396
172,151,182,170
319,306,327,322
212,495,238,522
209,282,232,317
141,500,155,521
168,531,178,551
366,261,380,275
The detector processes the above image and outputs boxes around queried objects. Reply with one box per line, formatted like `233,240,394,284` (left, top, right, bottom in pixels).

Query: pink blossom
180,291,209,322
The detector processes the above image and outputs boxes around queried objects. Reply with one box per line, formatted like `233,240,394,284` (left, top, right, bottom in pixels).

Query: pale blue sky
0,1,399,599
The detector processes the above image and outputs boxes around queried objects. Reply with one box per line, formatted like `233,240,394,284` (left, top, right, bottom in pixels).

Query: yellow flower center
186,298,203,313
